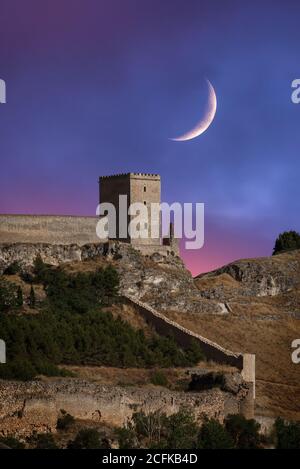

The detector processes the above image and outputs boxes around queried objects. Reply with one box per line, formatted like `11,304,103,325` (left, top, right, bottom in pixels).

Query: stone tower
99,173,161,246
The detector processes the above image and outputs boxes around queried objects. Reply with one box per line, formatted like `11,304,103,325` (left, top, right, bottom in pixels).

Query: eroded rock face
1,242,299,316
0,378,247,438
0,243,83,272
195,250,300,300
0,242,226,315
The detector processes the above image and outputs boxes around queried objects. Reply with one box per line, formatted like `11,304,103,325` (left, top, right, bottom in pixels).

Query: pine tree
16,286,23,307
29,286,36,308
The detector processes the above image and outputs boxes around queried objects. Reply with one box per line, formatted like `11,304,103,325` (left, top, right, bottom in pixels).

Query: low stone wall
0,379,243,437
123,295,243,368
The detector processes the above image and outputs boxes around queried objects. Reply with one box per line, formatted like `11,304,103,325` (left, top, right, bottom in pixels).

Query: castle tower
99,173,161,246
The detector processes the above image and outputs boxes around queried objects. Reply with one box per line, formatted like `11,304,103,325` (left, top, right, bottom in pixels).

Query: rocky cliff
195,250,300,300
0,242,228,315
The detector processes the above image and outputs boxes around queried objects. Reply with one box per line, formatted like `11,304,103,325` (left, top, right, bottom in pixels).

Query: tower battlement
99,173,160,180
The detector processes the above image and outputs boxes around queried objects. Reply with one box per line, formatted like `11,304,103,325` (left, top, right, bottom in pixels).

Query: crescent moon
170,79,217,141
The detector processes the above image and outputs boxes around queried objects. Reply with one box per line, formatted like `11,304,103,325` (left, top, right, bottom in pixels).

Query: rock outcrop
0,242,227,314
195,250,300,300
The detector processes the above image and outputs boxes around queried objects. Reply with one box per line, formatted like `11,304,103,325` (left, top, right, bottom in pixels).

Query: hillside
182,250,300,420
0,242,299,421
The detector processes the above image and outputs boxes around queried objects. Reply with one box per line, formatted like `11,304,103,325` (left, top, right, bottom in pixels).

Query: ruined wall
123,295,255,418
123,295,244,368
0,379,245,438
0,215,99,245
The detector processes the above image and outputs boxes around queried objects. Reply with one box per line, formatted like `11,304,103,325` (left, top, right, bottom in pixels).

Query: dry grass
102,302,154,337
60,362,236,390
161,308,300,420
3,274,46,302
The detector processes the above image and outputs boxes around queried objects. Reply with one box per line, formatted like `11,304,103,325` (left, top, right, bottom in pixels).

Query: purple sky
0,0,300,275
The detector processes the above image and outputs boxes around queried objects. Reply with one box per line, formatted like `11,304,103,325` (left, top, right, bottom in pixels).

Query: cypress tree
29,286,36,308
16,286,23,307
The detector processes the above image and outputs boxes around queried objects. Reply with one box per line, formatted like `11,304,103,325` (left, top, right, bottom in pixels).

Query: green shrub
275,417,300,449
117,408,198,449
57,411,75,430
4,261,21,276
33,433,58,449
163,408,198,449
33,255,48,281
0,436,25,449
150,370,168,387
116,409,263,449
116,426,137,449
67,428,106,449
198,418,234,449
225,414,261,449
0,279,19,312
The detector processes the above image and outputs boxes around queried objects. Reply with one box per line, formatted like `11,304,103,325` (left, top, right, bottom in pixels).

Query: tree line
0,257,203,380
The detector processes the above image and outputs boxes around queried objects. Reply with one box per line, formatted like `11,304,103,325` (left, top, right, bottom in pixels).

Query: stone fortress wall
0,214,100,246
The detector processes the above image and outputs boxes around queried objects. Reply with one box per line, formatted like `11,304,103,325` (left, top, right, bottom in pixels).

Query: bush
198,418,234,449
4,261,21,276
273,231,300,255
275,417,300,449
0,279,19,312
68,428,106,449
0,436,25,449
116,426,137,449
57,411,75,430
33,254,48,281
150,370,168,387
116,409,263,449
225,414,261,449
117,408,198,449
163,408,198,449
33,433,58,449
